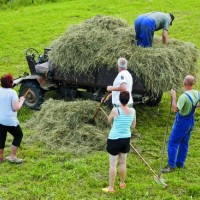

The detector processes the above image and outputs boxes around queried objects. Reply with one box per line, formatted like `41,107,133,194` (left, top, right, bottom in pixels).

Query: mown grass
0,0,200,199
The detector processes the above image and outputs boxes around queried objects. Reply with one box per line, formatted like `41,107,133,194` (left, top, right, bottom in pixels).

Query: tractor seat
35,62,49,74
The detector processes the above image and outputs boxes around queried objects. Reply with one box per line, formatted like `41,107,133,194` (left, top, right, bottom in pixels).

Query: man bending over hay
134,12,175,47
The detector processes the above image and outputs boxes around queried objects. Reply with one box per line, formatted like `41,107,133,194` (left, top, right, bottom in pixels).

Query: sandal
6,156,23,164
102,187,115,193
119,183,126,189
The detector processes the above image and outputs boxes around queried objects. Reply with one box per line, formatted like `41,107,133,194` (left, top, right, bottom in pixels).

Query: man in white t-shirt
103,58,133,107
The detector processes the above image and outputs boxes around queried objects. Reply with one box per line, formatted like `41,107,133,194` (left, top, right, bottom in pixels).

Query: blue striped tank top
108,107,135,139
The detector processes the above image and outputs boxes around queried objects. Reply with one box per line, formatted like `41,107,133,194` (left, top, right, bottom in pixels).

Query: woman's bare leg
118,153,127,185
108,154,118,190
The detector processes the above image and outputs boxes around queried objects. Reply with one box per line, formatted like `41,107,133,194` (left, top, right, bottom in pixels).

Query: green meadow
0,0,200,199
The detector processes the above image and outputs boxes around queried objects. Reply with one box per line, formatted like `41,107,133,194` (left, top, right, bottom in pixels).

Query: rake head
154,175,168,188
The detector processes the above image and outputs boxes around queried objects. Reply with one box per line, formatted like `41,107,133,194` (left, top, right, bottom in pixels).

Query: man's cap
169,13,175,25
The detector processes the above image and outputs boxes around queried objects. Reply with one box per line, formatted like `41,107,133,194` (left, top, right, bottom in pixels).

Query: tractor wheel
19,81,44,109
146,93,163,106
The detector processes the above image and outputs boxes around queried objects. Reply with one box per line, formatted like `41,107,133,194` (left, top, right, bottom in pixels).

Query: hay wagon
14,47,162,109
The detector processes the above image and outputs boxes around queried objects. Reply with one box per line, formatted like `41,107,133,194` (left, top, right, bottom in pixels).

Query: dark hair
119,91,130,105
169,13,175,25
1,74,14,88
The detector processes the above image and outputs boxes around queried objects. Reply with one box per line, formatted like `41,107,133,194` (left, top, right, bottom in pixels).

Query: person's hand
19,96,25,103
170,89,176,99
101,95,109,103
101,92,111,103
101,96,106,103
107,86,113,92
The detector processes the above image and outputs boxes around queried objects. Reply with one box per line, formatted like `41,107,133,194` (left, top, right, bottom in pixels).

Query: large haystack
49,15,198,95
25,99,110,154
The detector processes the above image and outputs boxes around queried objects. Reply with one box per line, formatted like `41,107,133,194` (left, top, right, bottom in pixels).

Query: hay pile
25,99,110,154
49,15,199,95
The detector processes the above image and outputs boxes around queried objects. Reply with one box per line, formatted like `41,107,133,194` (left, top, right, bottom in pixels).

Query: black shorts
106,138,130,156
0,124,23,149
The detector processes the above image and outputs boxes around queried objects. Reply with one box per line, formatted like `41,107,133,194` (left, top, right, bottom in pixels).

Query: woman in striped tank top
102,91,136,193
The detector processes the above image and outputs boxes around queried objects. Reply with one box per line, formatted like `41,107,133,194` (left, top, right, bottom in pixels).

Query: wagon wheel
19,81,44,110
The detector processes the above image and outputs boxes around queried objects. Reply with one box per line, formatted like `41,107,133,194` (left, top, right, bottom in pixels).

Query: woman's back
108,107,135,139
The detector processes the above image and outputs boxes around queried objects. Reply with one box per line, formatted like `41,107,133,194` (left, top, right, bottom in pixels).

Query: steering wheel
26,48,40,63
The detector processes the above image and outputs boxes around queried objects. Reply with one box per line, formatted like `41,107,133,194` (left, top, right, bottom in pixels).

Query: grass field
0,0,200,199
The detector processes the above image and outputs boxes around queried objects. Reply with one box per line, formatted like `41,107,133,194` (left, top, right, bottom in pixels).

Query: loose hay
25,99,110,154
49,15,199,95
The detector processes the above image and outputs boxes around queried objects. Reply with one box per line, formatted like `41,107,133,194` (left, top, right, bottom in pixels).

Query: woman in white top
0,74,25,164
102,91,136,193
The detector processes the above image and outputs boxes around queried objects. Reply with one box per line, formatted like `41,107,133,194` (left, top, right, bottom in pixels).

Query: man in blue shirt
134,12,175,47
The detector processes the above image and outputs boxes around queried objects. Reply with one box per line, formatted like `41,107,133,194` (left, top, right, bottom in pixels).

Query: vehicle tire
146,93,163,106
19,81,44,109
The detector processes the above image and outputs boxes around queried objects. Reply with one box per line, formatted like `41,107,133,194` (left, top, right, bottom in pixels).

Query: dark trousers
0,124,23,149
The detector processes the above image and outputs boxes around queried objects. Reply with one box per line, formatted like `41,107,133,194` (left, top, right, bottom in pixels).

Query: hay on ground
49,15,199,95
25,99,110,154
